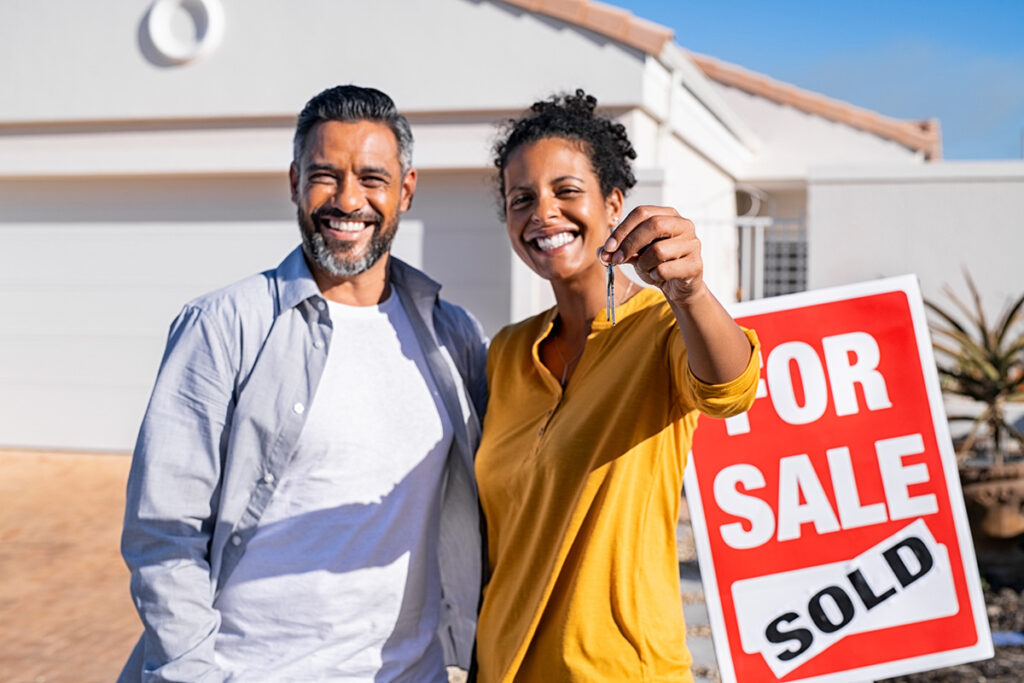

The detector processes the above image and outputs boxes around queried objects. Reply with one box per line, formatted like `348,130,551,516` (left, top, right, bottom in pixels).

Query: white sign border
683,274,993,683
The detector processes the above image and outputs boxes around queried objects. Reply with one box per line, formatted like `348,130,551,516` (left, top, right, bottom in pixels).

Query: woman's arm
601,205,753,383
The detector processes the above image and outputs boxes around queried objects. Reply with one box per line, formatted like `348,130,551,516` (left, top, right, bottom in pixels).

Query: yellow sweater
474,288,760,682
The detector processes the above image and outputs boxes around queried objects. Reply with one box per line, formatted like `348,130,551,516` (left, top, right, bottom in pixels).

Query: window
738,215,807,300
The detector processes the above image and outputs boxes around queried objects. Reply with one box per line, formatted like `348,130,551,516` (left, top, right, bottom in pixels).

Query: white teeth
328,219,367,232
535,232,576,251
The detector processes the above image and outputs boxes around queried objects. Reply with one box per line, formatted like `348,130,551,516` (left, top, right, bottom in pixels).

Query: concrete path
0,450,137,683
679,497,721,683
0,450,722,682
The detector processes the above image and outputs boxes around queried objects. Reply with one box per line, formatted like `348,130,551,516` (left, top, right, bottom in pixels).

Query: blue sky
617,1,1024,160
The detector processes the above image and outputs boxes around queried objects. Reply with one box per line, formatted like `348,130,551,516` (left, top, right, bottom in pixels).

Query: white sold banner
685,277,992,682
733,519,957,678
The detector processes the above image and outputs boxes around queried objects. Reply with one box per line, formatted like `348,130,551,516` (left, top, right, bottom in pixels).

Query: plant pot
960,462,1024,590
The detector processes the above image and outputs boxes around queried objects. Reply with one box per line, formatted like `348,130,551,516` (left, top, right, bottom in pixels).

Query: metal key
606,263,616,326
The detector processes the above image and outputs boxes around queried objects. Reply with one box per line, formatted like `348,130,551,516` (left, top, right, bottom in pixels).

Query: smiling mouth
532,231,578,252
321,217,375,237
325,220,370,233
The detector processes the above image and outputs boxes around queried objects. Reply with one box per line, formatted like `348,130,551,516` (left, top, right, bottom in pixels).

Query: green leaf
995,291,1024,346
963,271,993,353
928,271,1024,455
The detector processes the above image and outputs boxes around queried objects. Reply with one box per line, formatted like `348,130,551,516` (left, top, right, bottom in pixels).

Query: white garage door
0,170,514,452
1,175,305,451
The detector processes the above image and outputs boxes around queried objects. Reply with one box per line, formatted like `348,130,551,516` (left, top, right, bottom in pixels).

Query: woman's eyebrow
509,175,585,192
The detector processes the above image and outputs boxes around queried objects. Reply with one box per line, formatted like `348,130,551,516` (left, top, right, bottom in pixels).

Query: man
120,85,487,682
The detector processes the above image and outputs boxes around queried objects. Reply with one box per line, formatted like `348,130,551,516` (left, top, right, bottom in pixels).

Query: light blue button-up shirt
120,247,488,682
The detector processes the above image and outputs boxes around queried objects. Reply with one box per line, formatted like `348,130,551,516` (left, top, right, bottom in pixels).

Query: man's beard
298,207,398,277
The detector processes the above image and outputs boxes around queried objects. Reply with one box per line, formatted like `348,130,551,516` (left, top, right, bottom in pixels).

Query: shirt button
293,402,305,414
313,340,323,349
546,409,553,417
537,427,544,436
262,473,275,484
316,300,326,311
231,535,241,546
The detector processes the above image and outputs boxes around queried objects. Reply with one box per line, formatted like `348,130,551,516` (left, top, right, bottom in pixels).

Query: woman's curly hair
493,89,637,217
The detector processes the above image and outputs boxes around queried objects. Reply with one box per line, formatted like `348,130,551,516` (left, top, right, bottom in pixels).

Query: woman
473,90,761,682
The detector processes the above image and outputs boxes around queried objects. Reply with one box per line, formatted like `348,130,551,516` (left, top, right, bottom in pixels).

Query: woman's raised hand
600,206,707,308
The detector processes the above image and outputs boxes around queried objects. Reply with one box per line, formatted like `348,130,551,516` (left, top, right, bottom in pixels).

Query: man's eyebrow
305,162,337,173
305,162,394,178
358,164,393,178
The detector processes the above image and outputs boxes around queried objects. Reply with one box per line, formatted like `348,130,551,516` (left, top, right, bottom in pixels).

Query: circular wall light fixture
144,0,225,65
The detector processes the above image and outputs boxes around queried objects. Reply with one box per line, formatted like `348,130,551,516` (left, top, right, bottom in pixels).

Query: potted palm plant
926,272,1024,587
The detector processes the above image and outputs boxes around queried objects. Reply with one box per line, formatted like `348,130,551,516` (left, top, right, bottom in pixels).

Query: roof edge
495,0,675,55
689,52,942,160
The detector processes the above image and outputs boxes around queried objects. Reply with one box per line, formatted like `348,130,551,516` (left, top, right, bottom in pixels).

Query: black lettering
883,536,934,587
765,612,814,661
808,585,855,633
847,568,897,610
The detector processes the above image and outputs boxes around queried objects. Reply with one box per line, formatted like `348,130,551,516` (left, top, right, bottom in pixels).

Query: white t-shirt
214,292,454,682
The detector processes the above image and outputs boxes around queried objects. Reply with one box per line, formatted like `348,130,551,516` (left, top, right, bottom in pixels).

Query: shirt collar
273,245,442,312
273,246,322,311
389,255,441,302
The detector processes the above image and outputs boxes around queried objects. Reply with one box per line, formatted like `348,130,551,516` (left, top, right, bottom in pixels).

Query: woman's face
502,137,623,283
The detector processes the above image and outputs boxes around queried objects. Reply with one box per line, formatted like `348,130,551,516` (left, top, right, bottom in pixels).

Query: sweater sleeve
678,327,761,418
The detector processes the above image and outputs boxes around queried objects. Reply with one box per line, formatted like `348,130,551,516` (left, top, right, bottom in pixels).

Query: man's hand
599,205,706,307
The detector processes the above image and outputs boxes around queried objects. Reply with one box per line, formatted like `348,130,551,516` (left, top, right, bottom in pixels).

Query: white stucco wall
404,170,511,336
608,106,741,303
656,136,741,303
0,0,697,451
1,0,650,123
807,161,1024,314
0,168,509,451
10,0,936,452
712,83,924,183
0,175,294,450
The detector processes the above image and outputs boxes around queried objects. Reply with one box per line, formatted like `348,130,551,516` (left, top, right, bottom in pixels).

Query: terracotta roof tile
690,53,942,159
491,1,940,159
623,14,677,55
581,3,632,39
532,0,584,23
497,0,675,55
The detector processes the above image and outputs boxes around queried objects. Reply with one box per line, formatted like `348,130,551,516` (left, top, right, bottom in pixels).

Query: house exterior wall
762,188,807,220
0,168,508,452
608,105,741,302
712,83,924,183
657,135,740,301
7,0,951,452
1,0,650,123
2,0,717,451
403,169,511,335
807,162,1024,313
0,175,296,450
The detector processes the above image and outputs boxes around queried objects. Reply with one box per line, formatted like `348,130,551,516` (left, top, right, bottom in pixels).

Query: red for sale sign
685,276,993,683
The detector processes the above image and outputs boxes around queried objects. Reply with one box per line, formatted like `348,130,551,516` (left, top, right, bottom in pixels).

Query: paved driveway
0,450,721,682
0,450,138,683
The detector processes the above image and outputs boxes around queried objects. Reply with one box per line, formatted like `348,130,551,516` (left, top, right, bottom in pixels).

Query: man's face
290,120,416,279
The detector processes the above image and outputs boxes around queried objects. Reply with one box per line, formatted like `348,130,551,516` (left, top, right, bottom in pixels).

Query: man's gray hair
293,85,414,172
